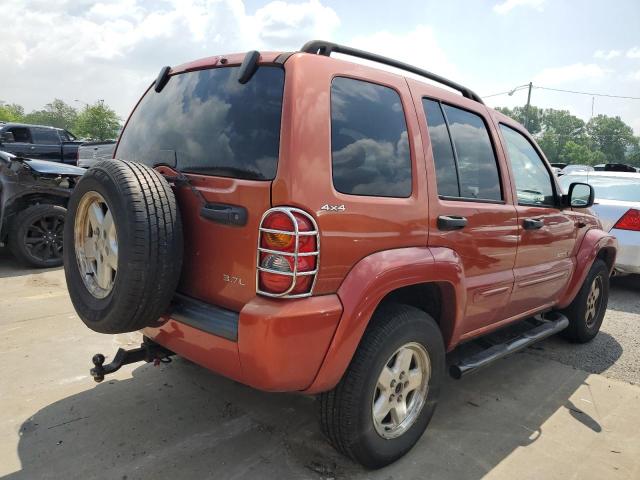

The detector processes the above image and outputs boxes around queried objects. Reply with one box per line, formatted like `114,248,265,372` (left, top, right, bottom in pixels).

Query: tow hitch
90,338,174,383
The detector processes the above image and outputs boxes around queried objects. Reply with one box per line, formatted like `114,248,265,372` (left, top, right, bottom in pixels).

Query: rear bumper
611,228,640,274
143,293,343,392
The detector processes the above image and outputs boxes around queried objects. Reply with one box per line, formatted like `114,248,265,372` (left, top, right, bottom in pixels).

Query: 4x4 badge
320,204,346,212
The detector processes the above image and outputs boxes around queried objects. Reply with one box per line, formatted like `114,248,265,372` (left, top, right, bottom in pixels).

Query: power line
534,86,640,100
483,84,640,100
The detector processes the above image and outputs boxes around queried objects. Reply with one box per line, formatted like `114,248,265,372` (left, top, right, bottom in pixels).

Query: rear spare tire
63,160,183,334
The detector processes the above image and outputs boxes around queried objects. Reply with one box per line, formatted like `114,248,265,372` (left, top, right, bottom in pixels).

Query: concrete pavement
1,252,639,479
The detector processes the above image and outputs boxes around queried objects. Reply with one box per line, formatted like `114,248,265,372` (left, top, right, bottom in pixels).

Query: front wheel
9,204,66,268
560,259,609,343
319,304,444,469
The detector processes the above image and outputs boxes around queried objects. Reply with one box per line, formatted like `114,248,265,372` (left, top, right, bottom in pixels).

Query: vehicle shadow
0,247,61,279
5,336,624,480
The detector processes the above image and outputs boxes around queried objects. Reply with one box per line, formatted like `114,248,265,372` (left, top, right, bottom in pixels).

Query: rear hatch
115,64,285,311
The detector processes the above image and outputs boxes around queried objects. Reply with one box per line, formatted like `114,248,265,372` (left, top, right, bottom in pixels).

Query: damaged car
0,150,85,267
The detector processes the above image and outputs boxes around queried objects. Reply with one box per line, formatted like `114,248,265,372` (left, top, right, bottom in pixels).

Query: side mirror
0,131,15,143
567,182,595,208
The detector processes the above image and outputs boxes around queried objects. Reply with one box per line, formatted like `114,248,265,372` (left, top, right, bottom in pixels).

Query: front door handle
438,215,468,231
523,218,544,230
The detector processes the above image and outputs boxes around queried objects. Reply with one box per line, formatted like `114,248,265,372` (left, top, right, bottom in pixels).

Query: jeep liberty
63,41,617,468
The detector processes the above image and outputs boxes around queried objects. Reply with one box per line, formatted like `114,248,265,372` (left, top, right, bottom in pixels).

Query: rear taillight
613,209,640,231
257,207,319,298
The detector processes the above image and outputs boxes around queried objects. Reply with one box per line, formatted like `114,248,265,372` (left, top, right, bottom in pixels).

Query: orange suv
64,41,617,468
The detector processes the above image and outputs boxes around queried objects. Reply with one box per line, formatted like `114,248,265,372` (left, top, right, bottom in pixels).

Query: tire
560,259,609,343
319,303,445,469
9,204,66,268
63,160,183,334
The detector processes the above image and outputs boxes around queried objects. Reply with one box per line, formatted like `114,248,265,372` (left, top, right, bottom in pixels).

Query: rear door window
116,66,284,180
423,100,502,201
330,77,412,197
32,128,61,145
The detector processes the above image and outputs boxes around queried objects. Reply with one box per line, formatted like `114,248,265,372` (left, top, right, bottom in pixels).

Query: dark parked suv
0,151,85,267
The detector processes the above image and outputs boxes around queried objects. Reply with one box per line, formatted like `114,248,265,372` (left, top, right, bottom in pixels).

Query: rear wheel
560,259,609,343
9,204,66,268
319,304,444,469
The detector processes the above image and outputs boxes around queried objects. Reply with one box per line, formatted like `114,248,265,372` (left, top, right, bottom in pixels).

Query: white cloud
593,49,621,60
533,63,610,86
627,46,640,58
349,26,460,86
493,0,545,15
626,70,640,81
0,0,340,119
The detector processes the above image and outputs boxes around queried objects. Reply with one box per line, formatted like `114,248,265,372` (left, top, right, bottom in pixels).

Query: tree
586,115,638,163
22,99,78,132
0,102,25,122
559,140,605,165
74,101,121,140
495,105,544,135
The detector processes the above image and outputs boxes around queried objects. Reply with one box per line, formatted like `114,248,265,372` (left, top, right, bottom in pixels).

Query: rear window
330,77,412,197
116,66,284,180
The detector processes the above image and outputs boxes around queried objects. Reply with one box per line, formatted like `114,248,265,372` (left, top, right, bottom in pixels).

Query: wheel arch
303,247,466,394
557,228,617,309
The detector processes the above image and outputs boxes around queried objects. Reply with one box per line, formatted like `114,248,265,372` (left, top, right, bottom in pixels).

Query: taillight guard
257,207,320,298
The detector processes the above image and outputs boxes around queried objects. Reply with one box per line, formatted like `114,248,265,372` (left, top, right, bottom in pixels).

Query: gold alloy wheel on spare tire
63,160,183,334
74,191,118,299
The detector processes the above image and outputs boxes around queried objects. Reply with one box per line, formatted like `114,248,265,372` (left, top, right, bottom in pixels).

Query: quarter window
331,77,412,197
423,100,502,201
500,124,555,206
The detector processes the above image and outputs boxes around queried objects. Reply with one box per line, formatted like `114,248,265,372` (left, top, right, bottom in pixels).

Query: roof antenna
154,66,171,93
238,51,260,84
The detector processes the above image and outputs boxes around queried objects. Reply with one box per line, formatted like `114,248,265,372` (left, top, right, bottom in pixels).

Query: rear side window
116,66,284,180
331,77,411,197
423,100,502,201
32,128,61,145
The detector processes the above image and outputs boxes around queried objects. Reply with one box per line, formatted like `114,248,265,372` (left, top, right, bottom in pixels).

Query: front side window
116,66,284,180
331,77,412,197
423,100,502,201
500,124,555,206
32,128,61,145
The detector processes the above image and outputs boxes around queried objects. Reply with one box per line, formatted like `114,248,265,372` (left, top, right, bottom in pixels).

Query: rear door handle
437,215,468,231
200,203,247,227
523,218,544,230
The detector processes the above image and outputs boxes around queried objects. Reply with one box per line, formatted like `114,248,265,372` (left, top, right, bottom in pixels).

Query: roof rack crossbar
300,40,484,105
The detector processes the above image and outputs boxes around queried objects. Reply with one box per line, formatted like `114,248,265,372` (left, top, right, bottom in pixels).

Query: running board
449,312,569,379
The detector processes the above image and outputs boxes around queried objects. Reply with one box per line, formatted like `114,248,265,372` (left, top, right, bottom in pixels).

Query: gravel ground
530,275,640,385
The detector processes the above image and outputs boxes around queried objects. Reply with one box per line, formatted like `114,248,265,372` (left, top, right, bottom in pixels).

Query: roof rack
300,40,484,105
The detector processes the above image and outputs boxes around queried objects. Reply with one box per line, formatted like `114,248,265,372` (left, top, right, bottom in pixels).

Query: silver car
560,171,640,275
77,141,116,168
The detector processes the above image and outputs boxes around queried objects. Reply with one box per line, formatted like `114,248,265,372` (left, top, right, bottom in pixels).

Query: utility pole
591,96,595,119
524,82,533,130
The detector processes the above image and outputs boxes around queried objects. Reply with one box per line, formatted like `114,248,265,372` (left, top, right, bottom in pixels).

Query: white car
560,171,640,275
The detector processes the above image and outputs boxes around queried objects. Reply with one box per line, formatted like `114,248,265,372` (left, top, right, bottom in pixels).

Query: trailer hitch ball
91,354,107,383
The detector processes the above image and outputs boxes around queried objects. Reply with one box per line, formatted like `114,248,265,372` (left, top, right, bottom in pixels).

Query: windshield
559,175,640,202
115,65,284,180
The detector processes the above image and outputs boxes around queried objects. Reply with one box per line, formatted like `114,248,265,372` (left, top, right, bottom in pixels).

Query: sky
1,0,639,134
